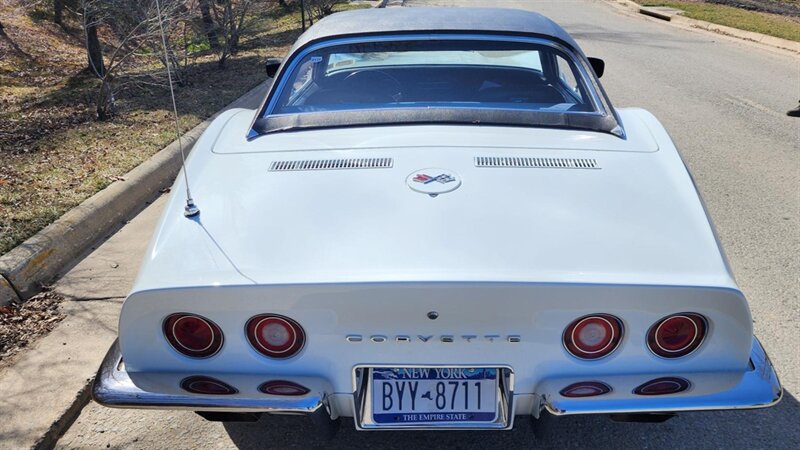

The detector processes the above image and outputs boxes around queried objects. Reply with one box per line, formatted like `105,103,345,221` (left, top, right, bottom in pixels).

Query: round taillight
647,313,706,358
560,381,612,398
259,380,310,396
246,314,305,358
563,314,623,360
634,377,690,396
180,376,237,395
164,313,223,358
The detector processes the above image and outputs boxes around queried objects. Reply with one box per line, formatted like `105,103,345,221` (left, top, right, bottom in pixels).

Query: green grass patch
637,1,800,41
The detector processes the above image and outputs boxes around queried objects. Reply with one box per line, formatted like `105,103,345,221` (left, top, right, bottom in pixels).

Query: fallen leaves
0,291,65,365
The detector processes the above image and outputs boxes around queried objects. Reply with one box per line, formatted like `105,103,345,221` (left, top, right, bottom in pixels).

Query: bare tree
306,0,346,20
79,0,188,120
211,0,260,69
107,0,190,85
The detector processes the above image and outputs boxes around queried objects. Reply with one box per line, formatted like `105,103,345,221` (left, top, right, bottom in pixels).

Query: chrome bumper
94,337,781,420
92,340,324,414
541,337,782,416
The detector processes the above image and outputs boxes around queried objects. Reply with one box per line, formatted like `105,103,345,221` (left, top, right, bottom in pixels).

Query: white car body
94,7,781,433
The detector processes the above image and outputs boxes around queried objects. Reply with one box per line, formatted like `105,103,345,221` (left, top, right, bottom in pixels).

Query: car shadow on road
222,391,798,449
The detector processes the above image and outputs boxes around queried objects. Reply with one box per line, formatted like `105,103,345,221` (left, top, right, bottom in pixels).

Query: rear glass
270,39,599,115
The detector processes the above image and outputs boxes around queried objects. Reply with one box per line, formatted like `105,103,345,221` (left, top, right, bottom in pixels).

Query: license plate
371,368,498,425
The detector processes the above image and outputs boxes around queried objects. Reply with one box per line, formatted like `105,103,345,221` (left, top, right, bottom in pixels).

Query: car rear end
95,281,780,431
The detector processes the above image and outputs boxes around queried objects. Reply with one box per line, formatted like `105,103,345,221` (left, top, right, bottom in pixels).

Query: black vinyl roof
289,7,582,53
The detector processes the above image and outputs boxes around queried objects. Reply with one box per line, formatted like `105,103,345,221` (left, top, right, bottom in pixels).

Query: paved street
57,0,798,448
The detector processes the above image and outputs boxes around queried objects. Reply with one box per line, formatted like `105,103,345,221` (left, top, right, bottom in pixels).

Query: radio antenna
155,0,199,217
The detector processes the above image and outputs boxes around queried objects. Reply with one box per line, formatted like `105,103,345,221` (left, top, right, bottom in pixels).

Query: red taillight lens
180,376,237,395
258,380,310,396
563,314,623,359
634,377,690,396
246,314,305,358
164,313,223,358
560,381,612,398
647,313,706,358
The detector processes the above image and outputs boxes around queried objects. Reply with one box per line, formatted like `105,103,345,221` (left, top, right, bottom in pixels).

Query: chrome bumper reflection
541,337,782,416
92,340,324,414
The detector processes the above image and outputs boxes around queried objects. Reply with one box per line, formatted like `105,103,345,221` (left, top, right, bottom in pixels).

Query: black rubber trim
253,108,620,136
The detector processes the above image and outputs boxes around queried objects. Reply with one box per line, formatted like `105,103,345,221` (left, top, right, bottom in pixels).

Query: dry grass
636,0,800,41
0,2,368,256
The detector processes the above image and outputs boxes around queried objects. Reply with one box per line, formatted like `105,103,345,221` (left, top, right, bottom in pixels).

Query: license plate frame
354,365,514,430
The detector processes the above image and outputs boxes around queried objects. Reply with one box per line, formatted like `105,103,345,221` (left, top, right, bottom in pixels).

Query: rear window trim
250,33,621,139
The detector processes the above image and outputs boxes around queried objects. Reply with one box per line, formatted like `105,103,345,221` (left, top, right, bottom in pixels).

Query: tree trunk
199,0,219,49
307,3,313,26
96,77,114,120
85,15,105,77
54,0,64,25
168,51,187,86
300,0,306,31
229,32,240,55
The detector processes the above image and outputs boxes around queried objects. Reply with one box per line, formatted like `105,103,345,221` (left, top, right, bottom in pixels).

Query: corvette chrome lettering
347,334,520,343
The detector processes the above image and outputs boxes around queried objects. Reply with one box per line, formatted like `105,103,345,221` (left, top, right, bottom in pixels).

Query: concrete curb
675,14,800,53
607,0,800,54
32,379,93,450
0,80,268,306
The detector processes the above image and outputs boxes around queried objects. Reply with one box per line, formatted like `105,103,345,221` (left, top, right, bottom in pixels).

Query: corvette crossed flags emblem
407,168,461,195
413,173,456,184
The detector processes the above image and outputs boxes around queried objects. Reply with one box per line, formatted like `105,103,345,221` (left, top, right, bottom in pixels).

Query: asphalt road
57,1,799,448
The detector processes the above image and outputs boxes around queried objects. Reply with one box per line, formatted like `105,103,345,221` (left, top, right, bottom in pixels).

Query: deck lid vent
269,158,393,172
475,157,599,169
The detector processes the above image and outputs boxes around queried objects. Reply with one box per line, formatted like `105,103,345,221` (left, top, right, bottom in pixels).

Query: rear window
270,39,599,116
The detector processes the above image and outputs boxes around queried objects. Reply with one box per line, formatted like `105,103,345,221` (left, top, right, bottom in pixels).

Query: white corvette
93,7,781,434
